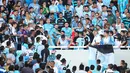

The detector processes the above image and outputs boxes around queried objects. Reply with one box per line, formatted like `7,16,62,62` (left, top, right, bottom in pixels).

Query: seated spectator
56,12,66,31
57,34,69,50
74,22,84,32
61,22,72,38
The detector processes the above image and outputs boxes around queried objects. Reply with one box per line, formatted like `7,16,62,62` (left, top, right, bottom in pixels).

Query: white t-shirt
75,5,83,18
55,59,62,68
92,35,101,45
75,70,86,73
1,40,15,48
97,2,103,12
37,45,45,58
26,49,34,57
7,53,15,62
53,67,58,73
11,27,17,35
34,35,47,44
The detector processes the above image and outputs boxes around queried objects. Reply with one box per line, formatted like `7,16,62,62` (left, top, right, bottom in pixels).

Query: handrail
48,46,130,50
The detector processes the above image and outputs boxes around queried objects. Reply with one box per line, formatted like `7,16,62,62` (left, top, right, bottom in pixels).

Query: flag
90,44,114,54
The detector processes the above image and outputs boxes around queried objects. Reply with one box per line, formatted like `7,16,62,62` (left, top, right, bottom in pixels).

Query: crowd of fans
0,0,130,73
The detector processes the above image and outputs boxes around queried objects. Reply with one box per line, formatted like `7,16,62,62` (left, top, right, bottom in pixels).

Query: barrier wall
55,50,130,69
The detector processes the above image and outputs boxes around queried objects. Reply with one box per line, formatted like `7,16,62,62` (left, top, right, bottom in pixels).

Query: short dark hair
61,58,66,63
9,65,15,71
72,66,77,72
42,40,47,45
97,65,101,71
125,69,130,73
90,65,95,70
113,64,118,70
19,56,23,61
37,58,41,63
40,63,46,70
15,65,19,70
56,54,61,60
108,64,113,69
79,63,84,70
6,41,11,46
45,44,49,49
97,59,101,64
85,66,89,72
61,34,65,39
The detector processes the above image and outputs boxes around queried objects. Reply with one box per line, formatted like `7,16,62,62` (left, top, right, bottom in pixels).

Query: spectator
64,4,73,24
41,44,50,62
56,12,66,30
55,54,62,68
61,22,72,38
33,58,41,73
85,66,89,72
42,2,49,18
57,34,69,49
28,0,40,14
72,66,77,73
75,63,86,73
107,10,116,25
113,64,119,73
96,65,101,73
21,61,34,73
57,0,65,13
8,65,15,73
14,65,20,73
75,0,83,18
103,64,114,73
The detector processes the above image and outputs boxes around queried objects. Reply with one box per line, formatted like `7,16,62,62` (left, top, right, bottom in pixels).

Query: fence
49,46,130,50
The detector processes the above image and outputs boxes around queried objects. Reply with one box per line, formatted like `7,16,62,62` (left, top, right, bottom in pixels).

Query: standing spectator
113,64,119,73
14,65,20,73
21,61,34,73
49,0,59,18
71,16,79,28
57,0,65,13
89,2,98,13
64,4,73,24
58,58,67,73
75,63,86,73
122,12,130,29
97,0,103,12
23,11,33,25
8,65,15,73
32,58,41,73
103,64,114,73
96,65,101,73
6,48,15,63
54,54,62,68
72,66,77,73
75,0,83,18
42,2,49,18
110,1,117,16
74,22,84,32
28,0,40,14
41,44,50,62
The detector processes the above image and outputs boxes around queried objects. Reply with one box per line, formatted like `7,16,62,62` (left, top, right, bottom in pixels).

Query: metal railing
48,46,130,50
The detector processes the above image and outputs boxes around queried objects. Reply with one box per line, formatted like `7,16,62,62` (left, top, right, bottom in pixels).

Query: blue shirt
43,24,54,34
61,27,72,37
25,0,33,5
14,70,20,73
28,3,40,14
57,4,65,12
118,0,128,13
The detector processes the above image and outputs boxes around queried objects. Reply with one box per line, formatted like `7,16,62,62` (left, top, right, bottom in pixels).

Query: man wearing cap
107,9,116,25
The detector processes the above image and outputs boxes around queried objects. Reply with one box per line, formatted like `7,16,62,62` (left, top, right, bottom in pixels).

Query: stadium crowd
0,0,130,73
